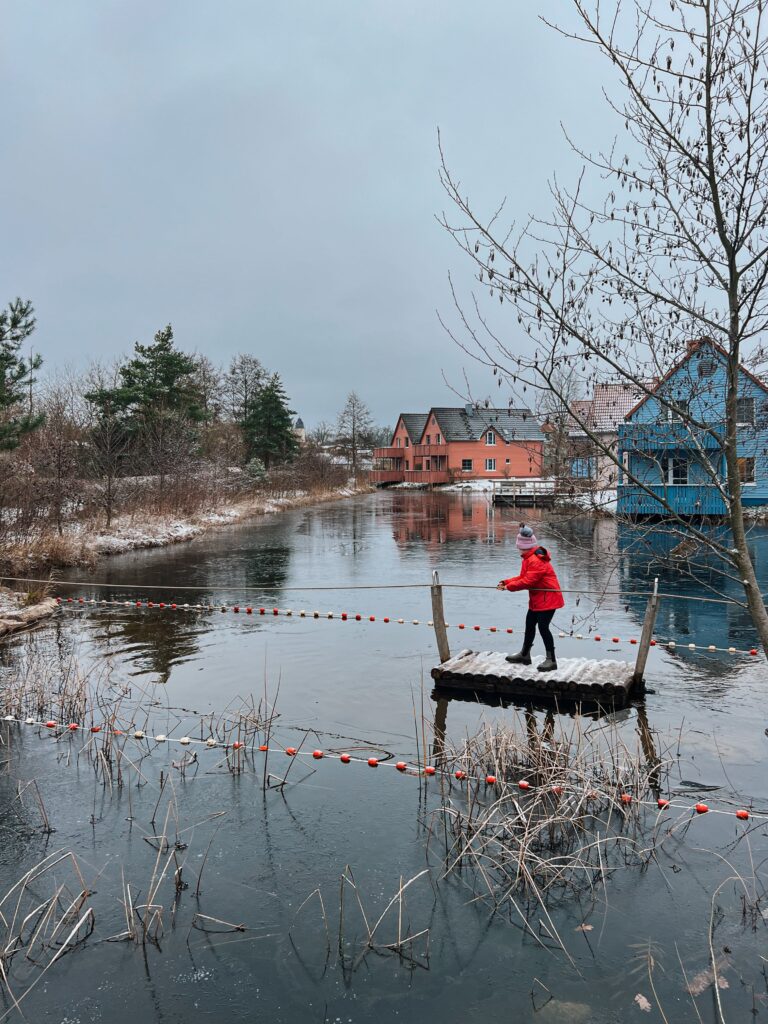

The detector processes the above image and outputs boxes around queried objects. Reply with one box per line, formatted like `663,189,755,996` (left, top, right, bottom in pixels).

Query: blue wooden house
617,339,768,517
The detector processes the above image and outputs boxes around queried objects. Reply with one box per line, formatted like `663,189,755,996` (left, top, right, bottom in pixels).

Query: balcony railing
617,484,727,516
618,423,723,451
403,470,450,485
412,444,449,456
373,446,406,459
370,469,404,484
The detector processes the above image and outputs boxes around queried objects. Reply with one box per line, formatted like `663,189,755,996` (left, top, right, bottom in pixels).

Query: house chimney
464,403,475,416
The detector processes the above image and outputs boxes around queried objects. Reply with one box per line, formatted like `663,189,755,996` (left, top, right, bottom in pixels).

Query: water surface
1,492,767,1022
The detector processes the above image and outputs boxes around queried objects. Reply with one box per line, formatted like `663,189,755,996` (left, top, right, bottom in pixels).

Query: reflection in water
92,613,207,683
244,544,292,590
390,492,502,547
617,521,764,655
431,690,662,794
2,492,767,1023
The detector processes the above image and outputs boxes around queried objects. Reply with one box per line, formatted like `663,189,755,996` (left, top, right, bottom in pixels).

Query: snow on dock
431,649,636,703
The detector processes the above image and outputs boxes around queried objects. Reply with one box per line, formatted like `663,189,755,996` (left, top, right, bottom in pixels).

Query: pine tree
85,325,205,501
0,298,43,451
116,325,204,424
243,373,298,468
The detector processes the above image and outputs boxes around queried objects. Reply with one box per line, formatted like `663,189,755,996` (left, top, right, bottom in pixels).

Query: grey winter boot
537,649,558,673
506,646,532,666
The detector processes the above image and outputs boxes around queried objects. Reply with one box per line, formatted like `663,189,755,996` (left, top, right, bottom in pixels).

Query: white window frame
485,430,496,446
435,433,441,444
485,458,497,472
662,455,688,485
736,396,755,426
461,459,473,472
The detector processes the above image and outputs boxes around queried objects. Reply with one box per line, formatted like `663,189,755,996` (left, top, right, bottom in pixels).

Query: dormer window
486,430,496,446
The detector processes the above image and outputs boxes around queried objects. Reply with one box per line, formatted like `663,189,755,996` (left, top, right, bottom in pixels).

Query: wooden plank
431,650,635,702
633,578,659,685
430,571,451,664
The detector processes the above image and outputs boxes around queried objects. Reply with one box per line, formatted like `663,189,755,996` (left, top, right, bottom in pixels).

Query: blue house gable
617,339,768,517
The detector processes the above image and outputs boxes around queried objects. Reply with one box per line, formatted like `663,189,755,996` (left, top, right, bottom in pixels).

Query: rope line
53,597,762,657
1,715,763,823
0,574,750,606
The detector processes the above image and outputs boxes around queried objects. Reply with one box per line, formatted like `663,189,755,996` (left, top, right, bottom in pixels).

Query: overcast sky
1,2,607,427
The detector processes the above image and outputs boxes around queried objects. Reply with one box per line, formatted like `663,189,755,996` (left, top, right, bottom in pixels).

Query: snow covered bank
85,487,365,558
0,587,58,639
1,486,367,570
557,489,618,515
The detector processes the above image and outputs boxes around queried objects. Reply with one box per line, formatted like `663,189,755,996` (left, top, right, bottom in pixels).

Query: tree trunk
723,345,768,654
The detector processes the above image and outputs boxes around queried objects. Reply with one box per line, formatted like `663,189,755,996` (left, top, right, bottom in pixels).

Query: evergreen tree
0,298,43,451
115,324,204,424
243,373,298,468
85,325,205,500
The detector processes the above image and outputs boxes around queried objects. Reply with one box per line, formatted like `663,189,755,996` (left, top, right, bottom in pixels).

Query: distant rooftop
568,382,646,436
394,406,544,444
430,406,544,443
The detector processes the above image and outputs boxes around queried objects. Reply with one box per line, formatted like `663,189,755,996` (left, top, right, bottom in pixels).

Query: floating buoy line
0,713,764,824
52,596,762,658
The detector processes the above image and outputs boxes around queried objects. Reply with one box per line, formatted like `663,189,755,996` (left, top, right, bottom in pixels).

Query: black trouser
522,609,556,652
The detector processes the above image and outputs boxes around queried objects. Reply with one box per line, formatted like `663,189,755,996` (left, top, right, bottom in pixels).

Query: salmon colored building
371,405,545,485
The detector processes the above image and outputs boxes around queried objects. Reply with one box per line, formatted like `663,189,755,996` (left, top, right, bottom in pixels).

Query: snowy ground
557,489,618,514
1,486,366,569
393,479,555,494
85,487,363,558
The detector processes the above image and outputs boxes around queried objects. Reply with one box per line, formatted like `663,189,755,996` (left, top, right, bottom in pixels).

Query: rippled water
1,492,766,1022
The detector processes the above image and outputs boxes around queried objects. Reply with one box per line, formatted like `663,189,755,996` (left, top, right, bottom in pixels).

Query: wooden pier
428,574,659,709
491,480,557,508
431,649,636,705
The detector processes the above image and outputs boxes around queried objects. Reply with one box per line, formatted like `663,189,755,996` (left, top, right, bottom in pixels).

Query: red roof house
371,405,545,485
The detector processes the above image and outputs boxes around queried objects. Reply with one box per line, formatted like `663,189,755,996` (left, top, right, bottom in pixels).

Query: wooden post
431,570,451,664
633,577,660,687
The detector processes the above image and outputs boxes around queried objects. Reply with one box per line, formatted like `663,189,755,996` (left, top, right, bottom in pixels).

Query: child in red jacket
497,524,565,672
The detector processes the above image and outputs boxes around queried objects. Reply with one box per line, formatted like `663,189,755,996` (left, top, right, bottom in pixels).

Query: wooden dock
491,481,557,508
430,649,637,704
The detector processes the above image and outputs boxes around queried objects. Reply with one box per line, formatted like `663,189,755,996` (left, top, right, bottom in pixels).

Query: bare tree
308,420,334,447
224,355,265,424
30,375,87,536
84,361,130,528
439,0,768,652
535,363,584,480
335,392,373,482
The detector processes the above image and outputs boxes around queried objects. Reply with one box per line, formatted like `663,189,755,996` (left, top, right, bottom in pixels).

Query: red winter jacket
500,547,565,612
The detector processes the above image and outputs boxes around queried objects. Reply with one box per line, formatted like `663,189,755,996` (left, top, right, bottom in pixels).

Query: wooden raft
430,648,636,704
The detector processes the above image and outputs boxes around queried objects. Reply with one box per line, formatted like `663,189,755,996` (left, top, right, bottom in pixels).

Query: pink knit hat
516,525,538,551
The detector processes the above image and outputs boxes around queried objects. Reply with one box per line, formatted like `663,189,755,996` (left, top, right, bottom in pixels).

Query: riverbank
0,485,368,577
0,587,58,638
